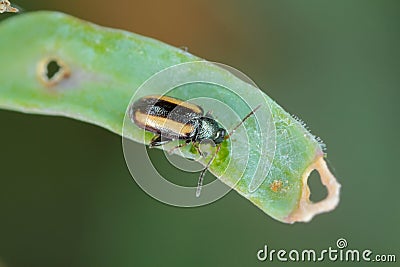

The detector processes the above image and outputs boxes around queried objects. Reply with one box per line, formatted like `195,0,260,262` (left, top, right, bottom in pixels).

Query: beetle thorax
195,117,223,143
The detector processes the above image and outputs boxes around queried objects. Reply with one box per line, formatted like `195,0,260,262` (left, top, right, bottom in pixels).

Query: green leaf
0,11,340,223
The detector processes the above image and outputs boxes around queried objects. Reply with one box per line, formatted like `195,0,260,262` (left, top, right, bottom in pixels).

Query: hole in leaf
37,57,70,87
46,60,61,80
307,169,328,202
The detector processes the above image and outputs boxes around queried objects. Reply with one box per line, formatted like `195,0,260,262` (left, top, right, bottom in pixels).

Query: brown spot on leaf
270,179,283,193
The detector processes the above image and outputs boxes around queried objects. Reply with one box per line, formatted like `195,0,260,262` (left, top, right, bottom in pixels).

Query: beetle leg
167,139,191,155
149,135,171,148
192,142,207,157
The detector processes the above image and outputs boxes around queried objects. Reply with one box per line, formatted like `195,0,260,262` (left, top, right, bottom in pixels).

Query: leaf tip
284,156,341,223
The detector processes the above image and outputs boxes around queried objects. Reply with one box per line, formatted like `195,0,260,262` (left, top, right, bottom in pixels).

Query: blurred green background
0,0,398,266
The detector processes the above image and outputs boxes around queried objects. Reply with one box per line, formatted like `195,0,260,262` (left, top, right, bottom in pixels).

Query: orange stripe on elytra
134,111,195,136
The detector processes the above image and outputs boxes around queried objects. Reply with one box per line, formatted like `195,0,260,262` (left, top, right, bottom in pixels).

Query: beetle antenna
225,104,261,140
196,144,222,197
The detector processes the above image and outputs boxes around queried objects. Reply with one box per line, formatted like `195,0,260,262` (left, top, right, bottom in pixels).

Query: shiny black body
129,95,227,147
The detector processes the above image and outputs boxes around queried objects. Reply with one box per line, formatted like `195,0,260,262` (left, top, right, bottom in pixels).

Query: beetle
129,95,260,197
